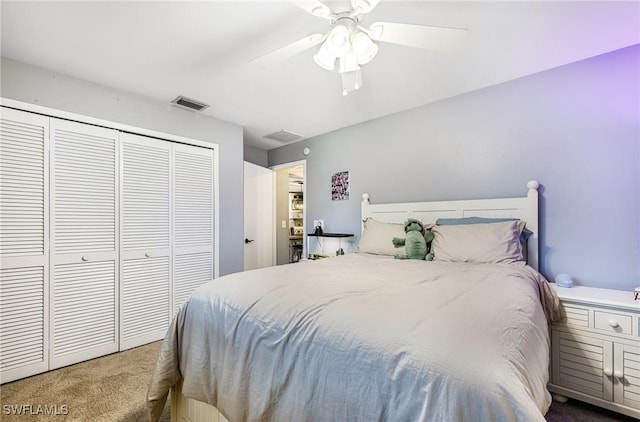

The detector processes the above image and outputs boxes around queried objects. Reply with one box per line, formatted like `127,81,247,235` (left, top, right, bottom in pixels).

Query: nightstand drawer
594,310,632,335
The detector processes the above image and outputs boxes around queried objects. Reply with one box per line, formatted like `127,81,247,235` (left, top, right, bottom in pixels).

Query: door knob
245,238,254,244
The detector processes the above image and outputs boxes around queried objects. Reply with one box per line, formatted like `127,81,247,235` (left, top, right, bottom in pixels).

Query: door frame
270,160,307,263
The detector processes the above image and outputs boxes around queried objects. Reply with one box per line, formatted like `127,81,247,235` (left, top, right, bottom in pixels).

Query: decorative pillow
356,218,406,256
430,220,524,264
435,217,533,243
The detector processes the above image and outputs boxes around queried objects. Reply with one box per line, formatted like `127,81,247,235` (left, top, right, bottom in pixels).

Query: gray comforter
147,253,560,422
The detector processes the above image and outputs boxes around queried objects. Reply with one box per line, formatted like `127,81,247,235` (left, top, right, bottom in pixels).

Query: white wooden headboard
361,181,540,270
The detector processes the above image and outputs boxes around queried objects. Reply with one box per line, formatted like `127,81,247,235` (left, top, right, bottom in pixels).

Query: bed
147,180,561,422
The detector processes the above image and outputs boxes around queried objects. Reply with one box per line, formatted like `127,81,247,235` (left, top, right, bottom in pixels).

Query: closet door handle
603,368,613,377
614,370,624,380
81,255,89,262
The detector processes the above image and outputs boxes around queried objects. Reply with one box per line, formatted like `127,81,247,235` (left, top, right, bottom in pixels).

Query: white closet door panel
121,256,170,349
0,266,48,382
173,144,215,314
50,119,118,369
120,133,171,350
51,260,117,368
121,134,170,252
174,252,213,314
0,108,49,383
51,120,117,254
173,145,214,250
0,109,48,258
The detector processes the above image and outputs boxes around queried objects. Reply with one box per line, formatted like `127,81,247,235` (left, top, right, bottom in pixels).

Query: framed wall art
331,170,349,201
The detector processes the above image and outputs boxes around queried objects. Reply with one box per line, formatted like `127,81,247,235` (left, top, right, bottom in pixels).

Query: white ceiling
1,1,638,150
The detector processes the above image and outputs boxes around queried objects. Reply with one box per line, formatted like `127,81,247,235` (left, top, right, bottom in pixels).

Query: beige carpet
1,341,635,422
0,342,169,422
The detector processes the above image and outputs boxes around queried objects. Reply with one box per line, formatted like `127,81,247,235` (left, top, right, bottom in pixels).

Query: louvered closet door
173,143,215,314
0,108,49,383
50,119,118,369
120,133,171,350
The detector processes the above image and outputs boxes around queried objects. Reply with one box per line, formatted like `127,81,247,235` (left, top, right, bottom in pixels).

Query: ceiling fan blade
250,34,326,68
351,0,382,15
289,0,332,18
367,22,467,51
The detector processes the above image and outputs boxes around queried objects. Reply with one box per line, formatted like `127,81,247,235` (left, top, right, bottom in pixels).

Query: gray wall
269,44,640,291
244,143,268,167
1,58,245,276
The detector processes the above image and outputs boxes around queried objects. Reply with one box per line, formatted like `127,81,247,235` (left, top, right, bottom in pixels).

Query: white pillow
430,220,523,264
357,218,406,256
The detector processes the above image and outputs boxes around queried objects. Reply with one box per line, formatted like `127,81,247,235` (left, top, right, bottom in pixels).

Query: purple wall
270,44,640,291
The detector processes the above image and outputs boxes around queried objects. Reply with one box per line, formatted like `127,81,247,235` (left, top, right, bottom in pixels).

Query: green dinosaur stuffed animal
424,230,435,261
392,218,434,260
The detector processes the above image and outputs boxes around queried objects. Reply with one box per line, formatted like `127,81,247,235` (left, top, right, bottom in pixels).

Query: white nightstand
548,284,640,419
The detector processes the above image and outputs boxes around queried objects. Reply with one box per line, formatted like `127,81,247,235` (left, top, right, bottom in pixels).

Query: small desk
307,233,354,258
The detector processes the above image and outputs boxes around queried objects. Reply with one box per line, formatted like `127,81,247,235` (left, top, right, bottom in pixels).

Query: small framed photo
331,170,349,201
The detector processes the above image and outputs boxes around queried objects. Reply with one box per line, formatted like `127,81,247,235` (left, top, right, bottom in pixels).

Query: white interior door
244,162,273,271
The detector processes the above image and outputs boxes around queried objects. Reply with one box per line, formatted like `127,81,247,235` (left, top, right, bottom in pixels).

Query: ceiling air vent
264,130,306,143
170,95,209,112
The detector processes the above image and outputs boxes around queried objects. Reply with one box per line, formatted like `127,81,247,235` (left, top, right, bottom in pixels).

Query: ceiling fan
251,0,468,96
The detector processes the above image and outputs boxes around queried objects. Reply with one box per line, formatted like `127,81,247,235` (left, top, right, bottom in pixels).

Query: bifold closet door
120,133,171,350
173,143,215,313
50,119,119,369
0,108,50,383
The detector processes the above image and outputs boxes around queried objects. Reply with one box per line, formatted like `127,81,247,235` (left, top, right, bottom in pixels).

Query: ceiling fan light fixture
326,24,351,56
254,1,469,97
351,30,378,65
313,42,337,70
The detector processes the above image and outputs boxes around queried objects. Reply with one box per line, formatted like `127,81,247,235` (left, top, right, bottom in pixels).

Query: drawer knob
614,370,624,379
608,319,619,328
145,252,151,258
81,256,89,262
604,368,613,377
